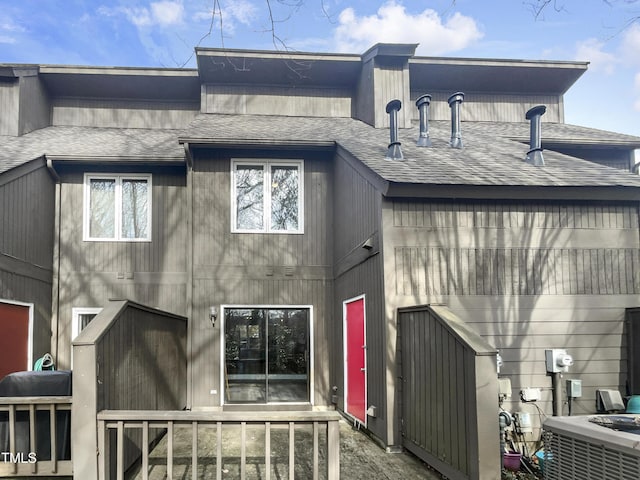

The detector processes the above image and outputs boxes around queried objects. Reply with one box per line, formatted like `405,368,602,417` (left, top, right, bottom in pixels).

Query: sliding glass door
224,307,310,404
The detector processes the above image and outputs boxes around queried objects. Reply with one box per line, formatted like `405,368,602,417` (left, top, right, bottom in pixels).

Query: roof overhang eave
385,182,640,201
179,137,337,150
505,137,640,149
46,154,186,166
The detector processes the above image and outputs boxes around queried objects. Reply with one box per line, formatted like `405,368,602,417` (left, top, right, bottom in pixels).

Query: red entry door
344,296,366,424
0,302,31,380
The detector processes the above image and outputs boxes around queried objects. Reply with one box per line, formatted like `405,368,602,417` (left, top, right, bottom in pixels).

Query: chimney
385,99,404,160
448,92,465,148
525,105,546,166
415,94,432,147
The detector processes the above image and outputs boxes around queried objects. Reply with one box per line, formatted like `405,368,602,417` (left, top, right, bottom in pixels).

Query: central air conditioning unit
543,416,640,479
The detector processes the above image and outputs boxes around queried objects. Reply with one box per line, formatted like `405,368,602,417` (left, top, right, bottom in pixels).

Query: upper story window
83,174,152,241
231,160,304,234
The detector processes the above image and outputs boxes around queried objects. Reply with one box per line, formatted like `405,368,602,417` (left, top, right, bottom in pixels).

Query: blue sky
2,0,640,137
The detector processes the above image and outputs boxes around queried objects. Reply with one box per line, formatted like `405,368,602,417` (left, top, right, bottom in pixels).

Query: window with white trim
223,307,311,404
71,307,102,341
231,160,303,233
71,307,102,367
83,174,152,241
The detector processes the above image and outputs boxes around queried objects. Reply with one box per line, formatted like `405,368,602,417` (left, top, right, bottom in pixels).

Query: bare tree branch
178,0,224,67
526,0,568,20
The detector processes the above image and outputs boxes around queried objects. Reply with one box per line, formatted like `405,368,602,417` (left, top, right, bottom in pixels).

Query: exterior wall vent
525,105,547,166
448,92,465,149
385,99,404,160
415,94,432,147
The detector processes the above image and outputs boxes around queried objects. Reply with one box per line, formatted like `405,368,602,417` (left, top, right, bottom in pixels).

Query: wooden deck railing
97,410,341,480
0,396,73,477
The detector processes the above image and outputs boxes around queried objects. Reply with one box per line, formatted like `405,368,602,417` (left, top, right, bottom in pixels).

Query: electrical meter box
545,349,573,373
566,379,582,398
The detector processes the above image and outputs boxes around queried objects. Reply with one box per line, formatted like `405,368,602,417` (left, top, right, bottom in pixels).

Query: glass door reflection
224,308,309,404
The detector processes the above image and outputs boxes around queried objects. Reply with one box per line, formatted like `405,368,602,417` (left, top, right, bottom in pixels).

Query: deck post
97,419,106,480
327,418,340,480
71,343,99,480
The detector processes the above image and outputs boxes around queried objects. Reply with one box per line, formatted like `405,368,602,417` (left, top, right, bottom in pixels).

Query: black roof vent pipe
525,105,547,166
415,94,432,147
448,92,465,149
385,99,404,160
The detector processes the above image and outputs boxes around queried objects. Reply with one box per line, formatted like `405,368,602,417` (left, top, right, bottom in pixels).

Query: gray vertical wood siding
52,98,198,128
55,169,188,368
410,91,563,123
202,85,352,117
383,198,640,435
0,80,19,136
355,59,375,127
18,75,50,135
354,60,412,128
332,154,388,442
0,75,50,136
373,63,412,128
189,150,334,408
0,162,55,362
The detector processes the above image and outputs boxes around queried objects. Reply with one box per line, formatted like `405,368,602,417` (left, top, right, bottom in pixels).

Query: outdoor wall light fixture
209,306,218,327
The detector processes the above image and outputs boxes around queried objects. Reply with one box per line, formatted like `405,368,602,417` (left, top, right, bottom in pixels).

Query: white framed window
231,160,304,234
71,307,102,368
83,174,152,241
71,307,102,341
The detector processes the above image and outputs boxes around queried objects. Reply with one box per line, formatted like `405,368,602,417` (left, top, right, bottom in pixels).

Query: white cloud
614,24,640,113
0,16,24,44
99,1,184,28
621,23,640,66
332,1,483,55
151,1,184,26
574,38,617,74
125,7,154,27
224,1,257,26
193,0,257,34
1,21,25,33
635,72,640,112
0,35,17,44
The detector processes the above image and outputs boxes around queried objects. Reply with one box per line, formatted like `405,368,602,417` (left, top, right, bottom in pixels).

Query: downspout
183,143,193,409
45,156,62,364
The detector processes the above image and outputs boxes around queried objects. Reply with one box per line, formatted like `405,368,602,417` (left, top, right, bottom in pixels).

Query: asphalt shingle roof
183,114,640,189
0,126,184,175
2,115,640,191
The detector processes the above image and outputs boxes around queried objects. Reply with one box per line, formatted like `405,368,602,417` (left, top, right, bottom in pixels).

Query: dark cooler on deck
0,371,72,460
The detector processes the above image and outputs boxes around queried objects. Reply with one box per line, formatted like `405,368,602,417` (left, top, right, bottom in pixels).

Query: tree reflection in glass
89,178,115,238
235,165,264,230
121,179,148,239
271,165,299,231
